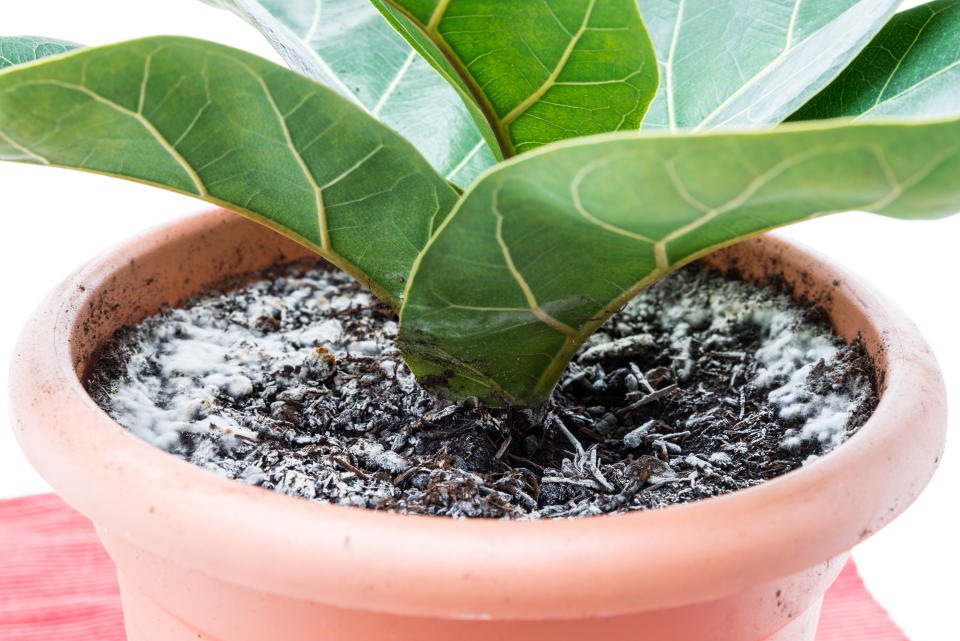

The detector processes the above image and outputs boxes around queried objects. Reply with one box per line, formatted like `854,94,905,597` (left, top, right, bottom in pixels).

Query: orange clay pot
10,210,946,641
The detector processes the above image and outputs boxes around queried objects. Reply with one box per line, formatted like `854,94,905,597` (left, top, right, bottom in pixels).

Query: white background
1,2,957,639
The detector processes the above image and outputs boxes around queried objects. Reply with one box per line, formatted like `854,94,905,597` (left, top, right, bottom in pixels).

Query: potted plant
3,1,958,639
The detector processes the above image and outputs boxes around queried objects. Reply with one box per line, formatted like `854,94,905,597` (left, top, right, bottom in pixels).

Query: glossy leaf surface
0,36,80,70
636,0,901,131
200,0,497,186
400,118,960,405
0,37,459,306
791,0,960,121
371,0,659,156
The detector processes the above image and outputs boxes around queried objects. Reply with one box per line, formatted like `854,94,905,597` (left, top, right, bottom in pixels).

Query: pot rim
10,210,947,620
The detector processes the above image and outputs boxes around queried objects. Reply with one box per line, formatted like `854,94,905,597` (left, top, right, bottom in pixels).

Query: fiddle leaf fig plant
635,0,903,130
199,0,498,185
2,0,960,408
368,0,660,155
790,0,960,121
0,36,79,69
399,119,960,403
0,36,459,306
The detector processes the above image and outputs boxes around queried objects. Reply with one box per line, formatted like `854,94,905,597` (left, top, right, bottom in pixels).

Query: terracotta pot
10,210,946,641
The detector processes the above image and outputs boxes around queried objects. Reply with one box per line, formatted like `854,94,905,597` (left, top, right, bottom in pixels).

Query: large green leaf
371,0,659,156
791,0,960,121
0,36,80,70
199,0,496,186
637,0,901,131
0,37,459,307
400,118,960,406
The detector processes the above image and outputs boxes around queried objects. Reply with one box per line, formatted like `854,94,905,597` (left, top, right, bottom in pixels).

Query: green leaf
199,0,496,186
370,0,659,156
399,118,960,406
0,36,81,70
0,36,459,307
790,0,960,121
637,0,901,131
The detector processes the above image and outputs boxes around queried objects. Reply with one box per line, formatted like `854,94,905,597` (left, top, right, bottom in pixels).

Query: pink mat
0,493,909,640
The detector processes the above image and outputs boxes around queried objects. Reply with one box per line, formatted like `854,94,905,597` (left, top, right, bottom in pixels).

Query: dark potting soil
87,261,878,519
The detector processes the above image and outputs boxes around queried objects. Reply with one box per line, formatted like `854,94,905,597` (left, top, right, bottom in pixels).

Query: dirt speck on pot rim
86,261,878,519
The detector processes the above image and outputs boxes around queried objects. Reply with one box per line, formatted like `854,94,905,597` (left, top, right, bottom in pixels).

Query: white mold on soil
753,310,872,451
642,279,873,452
103,273,395,451
87,262,877,518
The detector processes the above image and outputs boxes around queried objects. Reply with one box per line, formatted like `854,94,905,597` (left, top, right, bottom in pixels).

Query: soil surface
87,261,878,519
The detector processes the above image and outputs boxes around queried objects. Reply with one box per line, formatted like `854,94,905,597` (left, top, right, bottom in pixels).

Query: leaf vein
571,160,657,244
237,62,328,247
500,0,597,127
372,49,417,117
14,79,206,196
0,129,50,165
492,192,576,337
